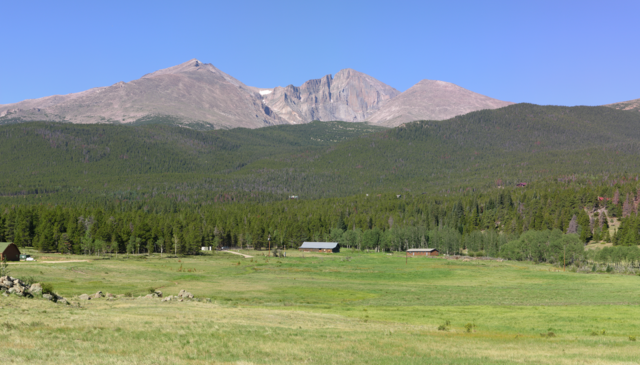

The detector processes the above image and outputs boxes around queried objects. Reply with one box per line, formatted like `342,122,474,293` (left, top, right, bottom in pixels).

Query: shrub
0,257,9,277
147,287,156,294
124,292,133,298
630,336,636,341
437,324,447,331
464,323,476,333
41,283,54,295
22,276,36,286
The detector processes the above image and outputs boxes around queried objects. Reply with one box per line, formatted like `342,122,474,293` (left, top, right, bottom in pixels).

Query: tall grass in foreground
2,252,640,363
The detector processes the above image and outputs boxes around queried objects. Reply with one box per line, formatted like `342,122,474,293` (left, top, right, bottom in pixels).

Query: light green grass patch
3,252,640,363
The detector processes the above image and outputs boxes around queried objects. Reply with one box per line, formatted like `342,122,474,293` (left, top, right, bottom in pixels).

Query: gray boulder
29,283,43,296
161,295,173,302
43,294,54,301
154,290,163,298
79,294,91,300
92,291,103,299
178,289,194,299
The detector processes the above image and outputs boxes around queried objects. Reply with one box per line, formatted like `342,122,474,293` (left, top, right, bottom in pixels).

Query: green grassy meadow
2,250,640,364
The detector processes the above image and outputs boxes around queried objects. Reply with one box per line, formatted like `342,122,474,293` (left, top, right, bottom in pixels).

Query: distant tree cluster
0,176,638,265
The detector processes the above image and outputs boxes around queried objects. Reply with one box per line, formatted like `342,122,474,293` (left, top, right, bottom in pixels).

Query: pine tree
623,193,632,218
567,215,578,234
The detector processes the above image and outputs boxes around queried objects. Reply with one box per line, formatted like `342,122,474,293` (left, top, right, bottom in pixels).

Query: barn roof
406,248,438,252
0,242,16,252
300,242,339,249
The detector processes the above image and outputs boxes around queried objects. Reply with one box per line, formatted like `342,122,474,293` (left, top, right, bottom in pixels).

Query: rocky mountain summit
367,80,514,127
259,69,400,124
0,59,286,129
1,59,514,129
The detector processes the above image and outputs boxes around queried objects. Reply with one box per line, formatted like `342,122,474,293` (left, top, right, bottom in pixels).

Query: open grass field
2,250,640,364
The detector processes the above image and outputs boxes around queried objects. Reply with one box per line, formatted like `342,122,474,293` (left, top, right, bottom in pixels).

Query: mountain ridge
367,79,514,126
1,59,514,129
605,98,640,113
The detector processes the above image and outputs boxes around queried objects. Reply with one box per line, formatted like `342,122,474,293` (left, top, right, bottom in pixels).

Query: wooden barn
0,242,20,261
406,248,439,257
299,242,340,253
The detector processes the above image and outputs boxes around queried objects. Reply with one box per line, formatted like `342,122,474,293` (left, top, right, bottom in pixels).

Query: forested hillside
0,121,384,202
2,103,640,264
1,104,640,205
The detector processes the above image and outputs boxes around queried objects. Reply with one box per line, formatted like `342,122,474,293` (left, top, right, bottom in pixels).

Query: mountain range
0,59,515,129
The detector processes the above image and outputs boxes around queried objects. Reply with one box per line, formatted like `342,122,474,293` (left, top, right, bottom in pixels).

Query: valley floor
2,251,640,364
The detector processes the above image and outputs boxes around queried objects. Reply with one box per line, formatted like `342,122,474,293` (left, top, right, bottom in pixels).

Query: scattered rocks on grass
2,276,197,306
1,276,69,304
0,276,28,293
0,276,52,300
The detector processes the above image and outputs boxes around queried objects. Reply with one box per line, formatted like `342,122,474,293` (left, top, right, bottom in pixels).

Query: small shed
407,248,439,257
299,242,340,253
0,242,20,261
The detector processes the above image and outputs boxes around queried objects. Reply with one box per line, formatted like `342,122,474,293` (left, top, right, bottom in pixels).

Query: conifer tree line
1,177,639,265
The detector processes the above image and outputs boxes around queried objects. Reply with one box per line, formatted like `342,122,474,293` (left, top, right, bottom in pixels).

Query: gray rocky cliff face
260,69,400,124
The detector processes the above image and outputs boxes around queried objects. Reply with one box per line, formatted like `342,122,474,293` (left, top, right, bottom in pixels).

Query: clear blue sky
1,0,638,106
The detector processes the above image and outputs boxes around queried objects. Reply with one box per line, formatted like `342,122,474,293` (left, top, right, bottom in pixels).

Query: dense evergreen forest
2,104,640,204
2,103,640,266
1,176,640,266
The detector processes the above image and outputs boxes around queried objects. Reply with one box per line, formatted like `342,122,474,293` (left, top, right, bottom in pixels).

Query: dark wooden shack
299,242,340,253
0,242,20,261
406,248,439,257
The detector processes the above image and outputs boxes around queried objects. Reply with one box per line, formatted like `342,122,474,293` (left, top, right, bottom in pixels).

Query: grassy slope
2,251,640,364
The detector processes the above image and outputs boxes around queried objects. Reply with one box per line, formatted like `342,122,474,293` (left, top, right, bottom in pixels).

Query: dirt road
7,260,89,264
222,250,253,258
